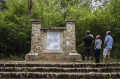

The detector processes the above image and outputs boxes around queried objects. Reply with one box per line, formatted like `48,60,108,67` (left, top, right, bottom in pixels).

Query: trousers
94,49,101,63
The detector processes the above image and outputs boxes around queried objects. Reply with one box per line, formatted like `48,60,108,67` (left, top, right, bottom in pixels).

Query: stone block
25,53,38,61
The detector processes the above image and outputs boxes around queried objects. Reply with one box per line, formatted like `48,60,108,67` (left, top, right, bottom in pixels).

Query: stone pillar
25,19,42,61
31,19,42,53
65,20,77,53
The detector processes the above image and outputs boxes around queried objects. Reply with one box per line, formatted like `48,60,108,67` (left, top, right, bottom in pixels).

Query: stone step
0,67,120,72
0,72,119,78
0,63,120,68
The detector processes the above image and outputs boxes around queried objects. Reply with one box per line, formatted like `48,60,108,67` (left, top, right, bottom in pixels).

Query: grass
0,55,119,64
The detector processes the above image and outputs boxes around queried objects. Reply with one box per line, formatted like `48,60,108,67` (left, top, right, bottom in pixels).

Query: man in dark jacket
83,31,94,64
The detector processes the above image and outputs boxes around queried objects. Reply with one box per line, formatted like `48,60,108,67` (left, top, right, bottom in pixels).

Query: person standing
94,35,102,63
83,31,94,64
103,31,114,63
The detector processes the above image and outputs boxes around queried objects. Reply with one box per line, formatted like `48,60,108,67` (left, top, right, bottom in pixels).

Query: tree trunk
28,0,33,19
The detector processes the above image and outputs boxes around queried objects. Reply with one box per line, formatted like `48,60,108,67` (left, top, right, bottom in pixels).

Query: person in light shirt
94,35,102,63
103,31,114,63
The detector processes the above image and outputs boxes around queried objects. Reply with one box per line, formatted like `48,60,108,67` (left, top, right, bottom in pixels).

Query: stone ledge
25,53,82,61
30,19,42,22
0,72,119,78
26,53,38,55
65,19,76,22
69,53,80,55
0,63,120,67
0,67,119,72
40,27,66,30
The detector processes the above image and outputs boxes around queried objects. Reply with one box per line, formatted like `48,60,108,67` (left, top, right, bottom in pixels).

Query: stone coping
30,19,76,22
30,19,42,22
65,19,76,22
69,53,80,55
40,27,66,30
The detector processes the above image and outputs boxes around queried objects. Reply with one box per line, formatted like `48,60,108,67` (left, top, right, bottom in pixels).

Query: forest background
0,0,120,61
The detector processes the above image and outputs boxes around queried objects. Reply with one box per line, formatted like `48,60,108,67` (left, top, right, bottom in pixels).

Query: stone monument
25,19,82,61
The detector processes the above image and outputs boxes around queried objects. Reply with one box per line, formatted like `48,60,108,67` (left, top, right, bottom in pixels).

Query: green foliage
0,0,7,11
0,0,31,58
0,0,120,60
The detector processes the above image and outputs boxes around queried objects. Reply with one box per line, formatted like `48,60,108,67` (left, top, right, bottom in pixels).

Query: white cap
106,31,111,34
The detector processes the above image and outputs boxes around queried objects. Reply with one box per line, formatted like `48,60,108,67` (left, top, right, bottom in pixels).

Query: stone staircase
0,63,120,79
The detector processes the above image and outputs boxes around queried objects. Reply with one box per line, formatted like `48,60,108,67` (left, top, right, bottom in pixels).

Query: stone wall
25,19,81,61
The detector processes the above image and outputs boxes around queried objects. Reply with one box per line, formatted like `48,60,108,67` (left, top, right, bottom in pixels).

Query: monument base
25,53,82,61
